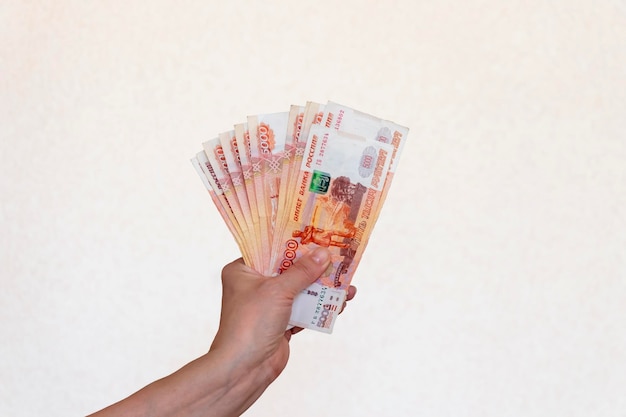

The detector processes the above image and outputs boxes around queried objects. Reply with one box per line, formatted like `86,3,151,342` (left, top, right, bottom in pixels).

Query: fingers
339,286,357,315
221,258,246,278
276,247,331,296
222,257,264,280
346,285,357,301
290,326,304,335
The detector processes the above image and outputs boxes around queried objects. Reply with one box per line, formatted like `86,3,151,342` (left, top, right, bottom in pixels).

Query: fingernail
311,247,330,264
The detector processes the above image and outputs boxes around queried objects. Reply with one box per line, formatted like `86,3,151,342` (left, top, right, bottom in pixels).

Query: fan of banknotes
191,101,409,333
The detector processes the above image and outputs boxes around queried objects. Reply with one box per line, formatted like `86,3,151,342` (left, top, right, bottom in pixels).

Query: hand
210,247,357,383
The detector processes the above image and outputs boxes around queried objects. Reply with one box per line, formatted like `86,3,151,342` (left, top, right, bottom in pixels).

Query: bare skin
89,247,356,417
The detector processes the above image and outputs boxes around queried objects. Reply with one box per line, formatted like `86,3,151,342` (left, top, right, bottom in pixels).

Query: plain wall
1,1,625,416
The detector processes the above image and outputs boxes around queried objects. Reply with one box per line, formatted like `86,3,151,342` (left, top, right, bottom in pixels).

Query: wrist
208,330,280,387
196,347,274,416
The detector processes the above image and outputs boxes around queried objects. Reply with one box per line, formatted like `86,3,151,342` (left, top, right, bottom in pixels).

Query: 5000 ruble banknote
271,125,394,332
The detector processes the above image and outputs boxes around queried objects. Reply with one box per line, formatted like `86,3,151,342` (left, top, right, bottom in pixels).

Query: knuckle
291,256,317,278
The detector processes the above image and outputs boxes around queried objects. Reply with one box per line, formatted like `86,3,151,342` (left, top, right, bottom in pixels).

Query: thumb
278,247,331,296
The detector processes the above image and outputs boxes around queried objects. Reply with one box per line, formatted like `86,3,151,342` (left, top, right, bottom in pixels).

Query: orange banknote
247,112,288,274
321,102,410,278
271,125,394,332
218,130,263,271
270,102,325,270
233,122,262,261
203,137,259,268
276,105,305,220
191,151,251,266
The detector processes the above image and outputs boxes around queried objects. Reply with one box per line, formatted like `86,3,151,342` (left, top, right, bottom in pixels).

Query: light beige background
1,1,625,416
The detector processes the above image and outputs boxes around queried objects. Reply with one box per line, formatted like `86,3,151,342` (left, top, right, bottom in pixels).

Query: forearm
89,251,334,417
89,349,273,417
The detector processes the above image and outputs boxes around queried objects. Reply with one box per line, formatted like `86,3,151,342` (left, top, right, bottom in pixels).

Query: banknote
233,124,260,244
247,112,289,274
202,137,258,267
321,102,410,273
272,124,394,332
279,102,325,216
191,152,252,266
218,130,263,271
277,105,305,220
270,102,325,270
218,130,254,232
